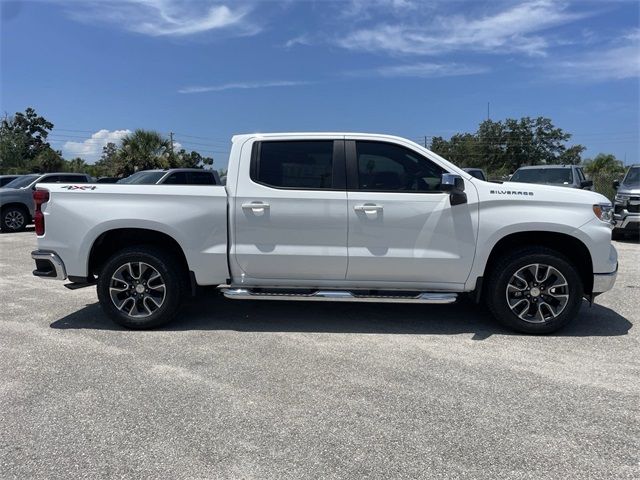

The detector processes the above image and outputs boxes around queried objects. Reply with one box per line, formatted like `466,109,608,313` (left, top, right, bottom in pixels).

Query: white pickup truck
31,133,618,334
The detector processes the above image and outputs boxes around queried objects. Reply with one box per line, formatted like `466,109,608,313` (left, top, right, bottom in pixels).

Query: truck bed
37,184,229,285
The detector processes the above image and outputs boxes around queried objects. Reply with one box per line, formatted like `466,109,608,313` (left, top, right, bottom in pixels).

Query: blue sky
1,0,639,167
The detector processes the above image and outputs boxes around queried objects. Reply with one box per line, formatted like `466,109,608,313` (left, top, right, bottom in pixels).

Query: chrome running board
220,288,457,304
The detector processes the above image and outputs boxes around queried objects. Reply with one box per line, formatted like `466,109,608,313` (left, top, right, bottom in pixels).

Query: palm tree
119,129,171,175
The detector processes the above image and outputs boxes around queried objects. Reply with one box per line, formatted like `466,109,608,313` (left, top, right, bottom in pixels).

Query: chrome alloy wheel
505,263,569,324
109,262,166,318
4,210,25,230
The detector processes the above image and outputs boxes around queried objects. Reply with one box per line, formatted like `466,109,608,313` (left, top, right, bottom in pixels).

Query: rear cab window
511,168,573,185
189,171,216,185
162,172,189,184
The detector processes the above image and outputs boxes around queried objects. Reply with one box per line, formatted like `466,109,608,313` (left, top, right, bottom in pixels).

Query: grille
628,204,640,213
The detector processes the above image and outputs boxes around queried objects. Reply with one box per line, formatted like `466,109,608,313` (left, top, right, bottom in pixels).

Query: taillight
33,189,50,236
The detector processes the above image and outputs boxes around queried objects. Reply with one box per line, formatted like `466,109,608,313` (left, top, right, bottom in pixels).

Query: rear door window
189,171,215,185
58,175,88,183
253,141,335,189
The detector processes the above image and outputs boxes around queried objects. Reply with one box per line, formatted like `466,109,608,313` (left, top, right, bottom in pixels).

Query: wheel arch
482,231,594,294
1,202,31,220
88,228,191,282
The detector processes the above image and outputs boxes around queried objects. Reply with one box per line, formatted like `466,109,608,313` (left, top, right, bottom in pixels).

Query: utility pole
169,132,175,159
487,102,490,120
424,136,428,148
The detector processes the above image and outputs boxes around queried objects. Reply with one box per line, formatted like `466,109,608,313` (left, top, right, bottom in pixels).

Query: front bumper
593,264,617,294
31,250,67,280
613,213,640,230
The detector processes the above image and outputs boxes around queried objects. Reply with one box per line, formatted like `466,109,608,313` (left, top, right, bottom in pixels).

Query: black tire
485,247,583,334
1,205,29,232
97,246,187,329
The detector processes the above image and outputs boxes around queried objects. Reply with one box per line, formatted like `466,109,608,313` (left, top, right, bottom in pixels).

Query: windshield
622,166,640,186
117,171,165,184
3,175,39,189
510,168,573,185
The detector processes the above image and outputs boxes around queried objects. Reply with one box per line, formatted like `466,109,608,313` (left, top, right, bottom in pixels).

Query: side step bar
220,288,457,304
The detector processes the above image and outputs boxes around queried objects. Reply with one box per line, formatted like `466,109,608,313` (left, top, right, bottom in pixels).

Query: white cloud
284,34,312,49
178,80,310,94
63,129,131,163
342,0,418,17
337,1,588,57
63,0,257,37
365,62,489,78
551,29,640,81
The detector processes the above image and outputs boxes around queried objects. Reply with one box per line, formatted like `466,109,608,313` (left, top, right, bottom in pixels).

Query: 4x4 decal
59,185,97,190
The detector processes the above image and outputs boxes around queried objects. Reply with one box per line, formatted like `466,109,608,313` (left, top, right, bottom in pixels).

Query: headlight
615,194,629,204
593,204,613,223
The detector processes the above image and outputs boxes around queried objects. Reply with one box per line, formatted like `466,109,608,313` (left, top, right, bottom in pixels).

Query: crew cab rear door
345,139,478,288
232,138,348,281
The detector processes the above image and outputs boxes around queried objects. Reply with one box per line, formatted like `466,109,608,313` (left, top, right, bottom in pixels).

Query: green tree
34,147,64,173
175,149,214,169
558,145,586,165
93,142,120,176
0,128,28,173
66,157,87,173
118,129,170,175
430,117,585,178
583,153,625,176
0,107,54,173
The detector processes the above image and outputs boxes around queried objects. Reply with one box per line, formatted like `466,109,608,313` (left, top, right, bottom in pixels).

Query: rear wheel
97,246,186,329
485,247,583,334
1,205,28,232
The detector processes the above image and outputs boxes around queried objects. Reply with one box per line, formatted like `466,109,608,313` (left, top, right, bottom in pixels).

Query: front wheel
485,247,583,334
97,246,186,329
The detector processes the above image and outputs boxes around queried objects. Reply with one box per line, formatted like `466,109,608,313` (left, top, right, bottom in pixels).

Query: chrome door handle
354,204,383,213
242,202,270,211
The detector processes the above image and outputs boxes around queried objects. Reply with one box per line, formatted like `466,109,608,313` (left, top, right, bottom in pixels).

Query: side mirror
580,180,593,189
612,180,620,190
441,173,467,206
441,173,465,192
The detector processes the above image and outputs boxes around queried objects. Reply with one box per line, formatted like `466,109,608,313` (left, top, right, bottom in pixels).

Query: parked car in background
0,175,21,187
0,172,92,232
462,168,487,181
509,165,593,190
612,165,640,239
116,168,220,185
96,177,121,183
508,165,592,189
31,132,617,334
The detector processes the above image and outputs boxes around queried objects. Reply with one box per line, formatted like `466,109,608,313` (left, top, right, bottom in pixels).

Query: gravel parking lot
0,231,638,479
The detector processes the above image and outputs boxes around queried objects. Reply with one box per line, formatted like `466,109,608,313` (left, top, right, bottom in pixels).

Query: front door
345,140,477,287
233,139,348,281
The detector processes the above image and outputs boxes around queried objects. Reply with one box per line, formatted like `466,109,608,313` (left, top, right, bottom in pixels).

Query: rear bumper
31,250,67,280
593,264,617,294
